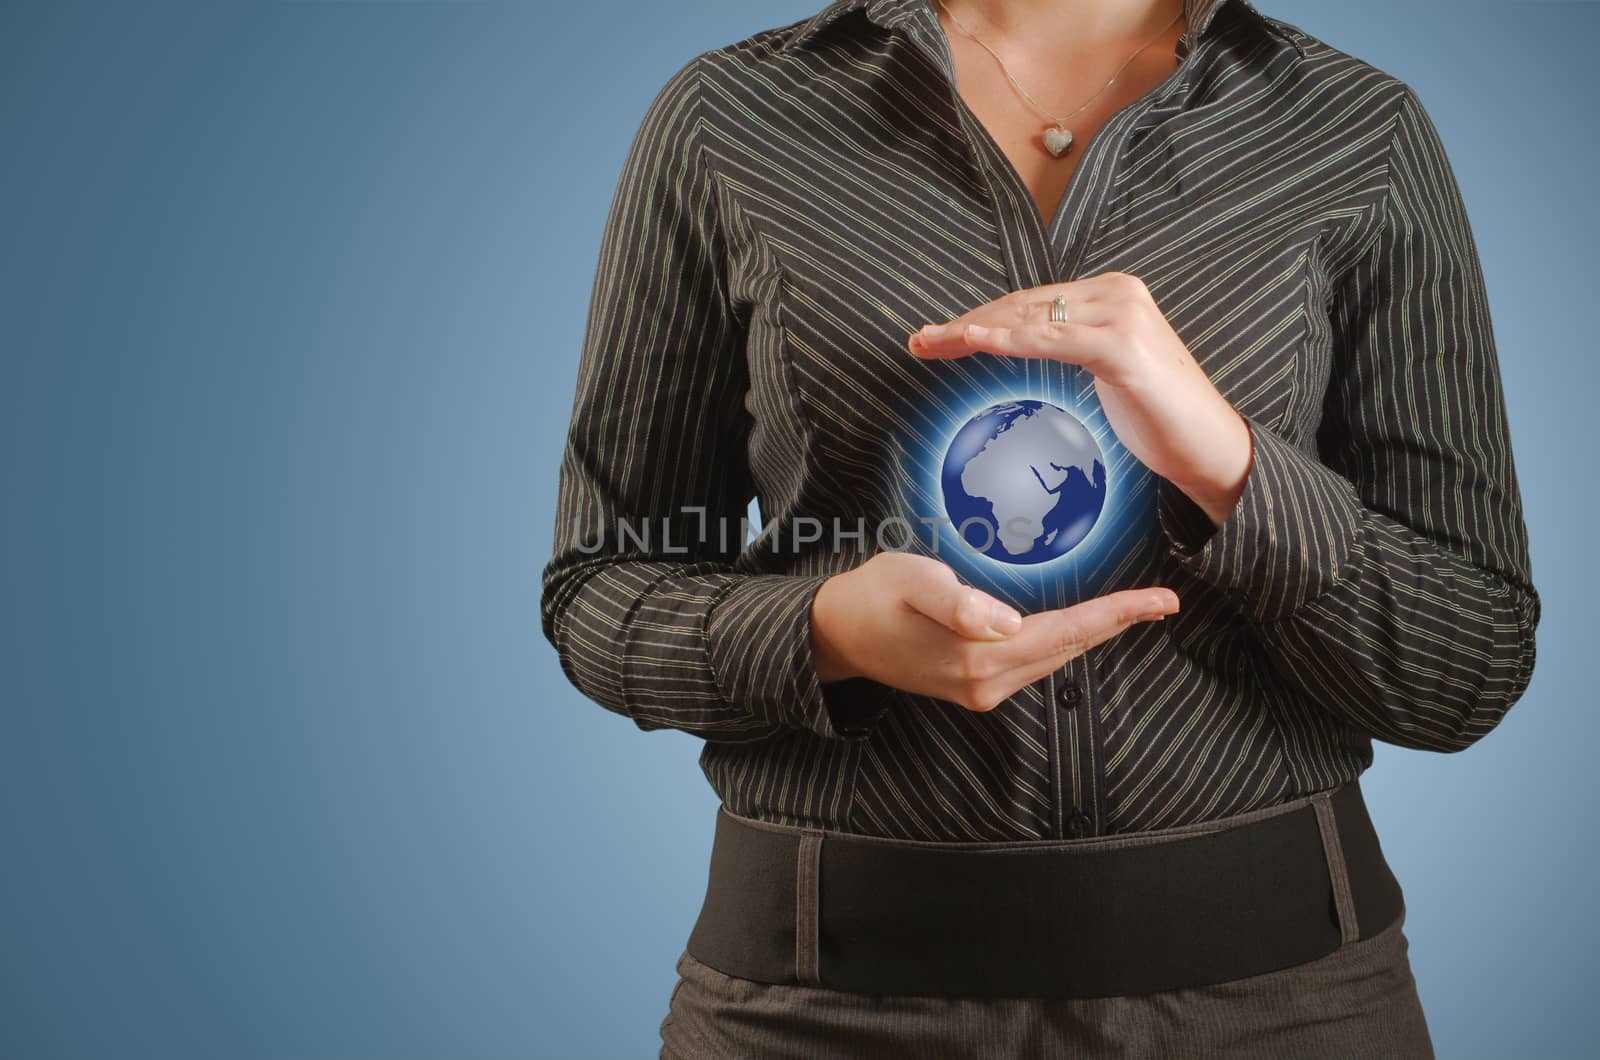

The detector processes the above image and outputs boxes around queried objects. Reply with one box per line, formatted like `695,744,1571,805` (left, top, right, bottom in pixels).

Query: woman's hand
810,551,1179,713
908,272,1252,526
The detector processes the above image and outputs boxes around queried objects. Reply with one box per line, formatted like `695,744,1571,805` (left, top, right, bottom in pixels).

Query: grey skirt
658,911,1433,1059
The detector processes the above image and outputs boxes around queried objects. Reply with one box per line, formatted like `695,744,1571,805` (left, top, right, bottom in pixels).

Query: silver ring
1048,295,1070,323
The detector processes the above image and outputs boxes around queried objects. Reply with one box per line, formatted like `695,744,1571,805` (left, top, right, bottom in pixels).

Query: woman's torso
695,0,1396,842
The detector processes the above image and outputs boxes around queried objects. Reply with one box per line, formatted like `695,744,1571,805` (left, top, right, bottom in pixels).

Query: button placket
895,2,1178,842
1066,810,1094,839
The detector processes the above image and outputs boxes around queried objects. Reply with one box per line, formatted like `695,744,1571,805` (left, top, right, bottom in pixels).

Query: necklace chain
933,0,1184,134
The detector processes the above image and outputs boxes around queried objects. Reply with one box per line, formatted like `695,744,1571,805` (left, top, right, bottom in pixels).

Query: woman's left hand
907,272,1254,527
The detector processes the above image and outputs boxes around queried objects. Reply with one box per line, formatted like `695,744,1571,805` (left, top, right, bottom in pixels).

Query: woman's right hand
809,551,1180,713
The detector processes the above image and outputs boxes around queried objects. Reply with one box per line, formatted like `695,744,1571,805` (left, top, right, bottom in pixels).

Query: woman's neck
940,0,1185,51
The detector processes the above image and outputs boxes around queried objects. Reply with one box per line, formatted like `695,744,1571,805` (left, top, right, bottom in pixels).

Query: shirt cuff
705,573,894,741
1156,413,1363,624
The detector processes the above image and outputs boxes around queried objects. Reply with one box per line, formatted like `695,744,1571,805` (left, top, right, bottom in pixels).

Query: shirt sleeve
1155,83,1541,753
539,55,891,744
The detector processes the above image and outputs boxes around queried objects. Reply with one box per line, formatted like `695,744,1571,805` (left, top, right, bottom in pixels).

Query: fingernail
967,324,989,337
921,323,945,335
1141,595,1178,620
988,602,1022,635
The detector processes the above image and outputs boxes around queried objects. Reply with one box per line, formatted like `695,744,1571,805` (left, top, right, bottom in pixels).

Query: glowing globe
940,399,1107,565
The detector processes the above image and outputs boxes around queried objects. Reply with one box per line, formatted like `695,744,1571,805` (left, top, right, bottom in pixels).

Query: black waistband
686,781,1403,999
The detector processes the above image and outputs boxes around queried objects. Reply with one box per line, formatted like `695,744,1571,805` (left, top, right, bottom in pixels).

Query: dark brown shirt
540,0,1541,841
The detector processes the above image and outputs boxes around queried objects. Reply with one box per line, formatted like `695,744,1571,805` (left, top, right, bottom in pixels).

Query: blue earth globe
940,399,1107,565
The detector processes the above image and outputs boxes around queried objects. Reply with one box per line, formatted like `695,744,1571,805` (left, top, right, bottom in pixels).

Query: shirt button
1066,811,1093,838
1057,682,1082,707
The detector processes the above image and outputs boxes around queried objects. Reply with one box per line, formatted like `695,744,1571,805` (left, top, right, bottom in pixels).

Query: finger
935,588,1179,713
907,315,1002,360
983,604,1171,696
909,272,1134,342
897,561,1024,641
1005,272,1151,313
907,282,1095,358
1015,272,1141,305
945,275,1124,329
968,587,1180,675
945,320,1123,373
908,298,1117,359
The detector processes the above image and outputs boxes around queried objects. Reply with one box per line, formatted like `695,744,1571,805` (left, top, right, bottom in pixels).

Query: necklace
933,0,1185,158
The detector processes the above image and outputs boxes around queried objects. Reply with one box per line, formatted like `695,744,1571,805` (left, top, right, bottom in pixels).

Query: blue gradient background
2,2,1593,1057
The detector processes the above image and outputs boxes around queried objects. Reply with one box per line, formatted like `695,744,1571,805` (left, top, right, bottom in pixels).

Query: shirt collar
779,0,1301,57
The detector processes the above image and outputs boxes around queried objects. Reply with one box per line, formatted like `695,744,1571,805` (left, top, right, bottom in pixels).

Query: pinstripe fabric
540,0,1540,841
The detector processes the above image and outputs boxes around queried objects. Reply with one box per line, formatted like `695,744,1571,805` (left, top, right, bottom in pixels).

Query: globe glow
940,399,1107,565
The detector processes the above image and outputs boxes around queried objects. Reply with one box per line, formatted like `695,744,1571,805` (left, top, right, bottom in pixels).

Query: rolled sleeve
1157,83,1540,752
540,54,891,744
1157,413,1363,624
706,574,893,742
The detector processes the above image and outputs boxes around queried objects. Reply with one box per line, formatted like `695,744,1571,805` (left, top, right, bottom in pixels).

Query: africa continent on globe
940,400,1107,565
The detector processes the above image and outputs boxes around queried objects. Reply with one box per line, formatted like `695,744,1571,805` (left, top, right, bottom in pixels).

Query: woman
540,0,1541,1054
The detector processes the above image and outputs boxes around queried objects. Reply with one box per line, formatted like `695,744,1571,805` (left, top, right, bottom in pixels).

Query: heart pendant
1042,125,1073,158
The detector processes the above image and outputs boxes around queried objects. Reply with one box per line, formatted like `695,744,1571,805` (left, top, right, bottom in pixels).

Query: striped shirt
540,0,1541,841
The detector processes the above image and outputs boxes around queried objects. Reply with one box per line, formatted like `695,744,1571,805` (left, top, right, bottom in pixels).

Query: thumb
899,562,1023,641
